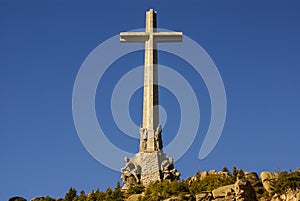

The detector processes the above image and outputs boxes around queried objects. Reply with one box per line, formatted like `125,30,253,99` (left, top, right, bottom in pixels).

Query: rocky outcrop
163,194,195,201
126,194,143,201
200,171,209,180
210,179,257,201
260,172,278,193
260,171,300,201
245,172,259,183
270,189,300,201
195,192,212,201
196,170,229,181
212,184,235,198
234,179,258,201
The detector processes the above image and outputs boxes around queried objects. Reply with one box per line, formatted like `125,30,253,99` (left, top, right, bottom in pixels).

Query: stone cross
120,9,182,187
120,9,182,152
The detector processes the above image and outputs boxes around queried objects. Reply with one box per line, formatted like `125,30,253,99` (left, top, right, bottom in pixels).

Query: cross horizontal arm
120,32,149,43
154,32,182,42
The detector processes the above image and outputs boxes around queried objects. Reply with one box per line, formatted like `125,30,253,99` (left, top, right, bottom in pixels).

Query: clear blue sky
1,0,299,200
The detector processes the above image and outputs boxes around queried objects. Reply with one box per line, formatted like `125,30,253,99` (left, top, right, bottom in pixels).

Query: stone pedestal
121,151,180,188
139,152,167,185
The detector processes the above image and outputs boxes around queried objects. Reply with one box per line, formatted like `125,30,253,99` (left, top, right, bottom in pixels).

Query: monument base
121,151,180,189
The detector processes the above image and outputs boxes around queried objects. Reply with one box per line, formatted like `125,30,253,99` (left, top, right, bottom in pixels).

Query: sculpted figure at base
121,157,141,188
161,158,181,181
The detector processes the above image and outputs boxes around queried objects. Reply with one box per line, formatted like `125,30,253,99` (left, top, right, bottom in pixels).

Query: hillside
9,167,300,201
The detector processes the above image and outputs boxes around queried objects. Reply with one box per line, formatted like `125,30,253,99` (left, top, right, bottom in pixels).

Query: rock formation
260,172,278,193
209,179,257,201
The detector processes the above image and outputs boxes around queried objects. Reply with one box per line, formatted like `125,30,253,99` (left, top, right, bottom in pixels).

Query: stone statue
121,157,141,187
160,157,180,181
161,157,173,171
139,127,148,151
154,124,162,151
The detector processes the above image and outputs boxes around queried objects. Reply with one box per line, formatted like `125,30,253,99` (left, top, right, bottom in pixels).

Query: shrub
270,170,300,195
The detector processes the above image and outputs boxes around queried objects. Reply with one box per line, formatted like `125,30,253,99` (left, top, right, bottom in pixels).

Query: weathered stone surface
271,194,282,201
212,184,235,198
211,179,257,201
213,197,234,201
163,197,181,201
200,171,208,180
260,172,278,193
121,156,142,190
163,194,195,201
126,194,143,201
234,179,258,201
208,170,217,175
270,189,300,201
198,170,229,181
245,172,259,183
195,192,212,201
121,151,180,188
184,194,196,201
218,171,229,177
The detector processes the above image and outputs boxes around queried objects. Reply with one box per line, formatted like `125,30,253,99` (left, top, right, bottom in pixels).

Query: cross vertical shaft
143,9,158,131
120,9,182,152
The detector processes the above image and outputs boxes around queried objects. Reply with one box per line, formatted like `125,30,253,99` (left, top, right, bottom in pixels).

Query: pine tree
78,190,86,201
222,166,230,174
232,166,239,180
111,181,124,201
237,169,245,179
64,187,78,201
86,189,97,201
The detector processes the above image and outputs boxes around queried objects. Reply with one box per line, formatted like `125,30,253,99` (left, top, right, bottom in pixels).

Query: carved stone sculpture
121,157,141,189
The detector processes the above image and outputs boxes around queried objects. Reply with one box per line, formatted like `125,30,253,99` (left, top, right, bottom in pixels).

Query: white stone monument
120,9,182,188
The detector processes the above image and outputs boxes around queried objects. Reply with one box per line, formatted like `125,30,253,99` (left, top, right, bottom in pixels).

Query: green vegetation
189,173,233,194
126,182,144,195
141,180,189,201
65,188,77,201
28,168,299,201
270,170,300,195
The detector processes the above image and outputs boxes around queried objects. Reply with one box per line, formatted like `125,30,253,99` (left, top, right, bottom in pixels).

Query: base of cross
121,151,181,190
